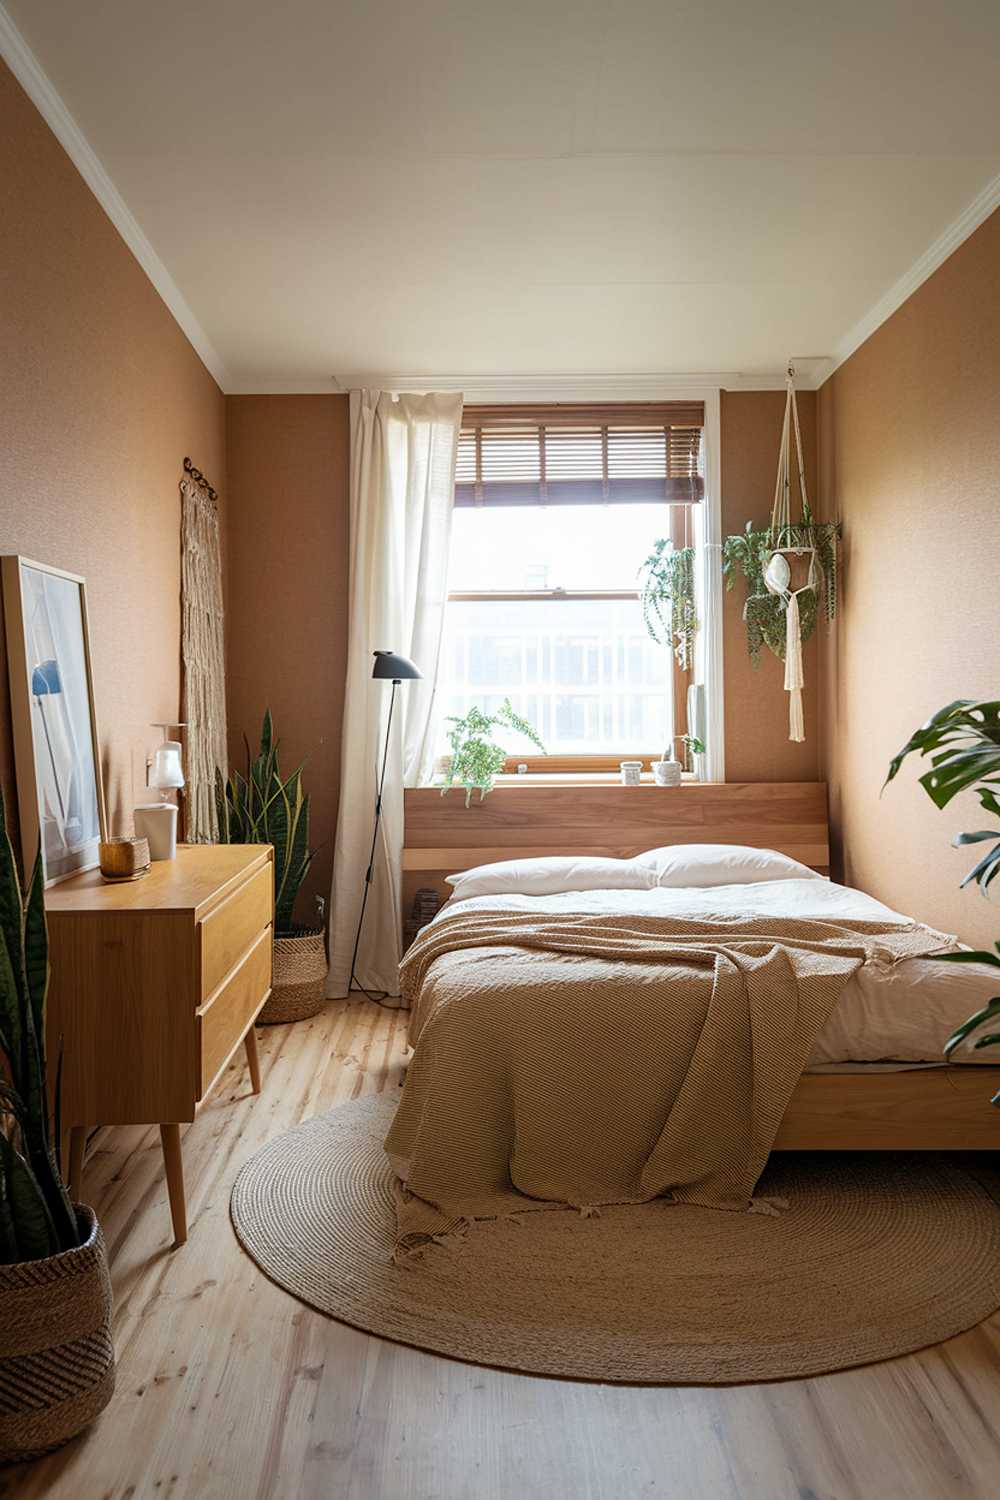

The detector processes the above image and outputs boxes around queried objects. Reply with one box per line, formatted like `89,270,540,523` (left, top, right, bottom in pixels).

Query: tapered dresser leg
67,1126,87,1202
159,1123,188,1246
244,1026,262,1094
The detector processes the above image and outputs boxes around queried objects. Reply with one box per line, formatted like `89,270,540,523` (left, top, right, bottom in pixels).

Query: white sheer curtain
328,390,462,999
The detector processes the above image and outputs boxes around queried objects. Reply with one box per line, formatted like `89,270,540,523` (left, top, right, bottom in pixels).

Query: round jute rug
230,1095,1000,1383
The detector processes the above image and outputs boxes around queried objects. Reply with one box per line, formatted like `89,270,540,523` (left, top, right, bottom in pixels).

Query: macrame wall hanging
722,367,841,743
765,373,816,741
180,457,228,841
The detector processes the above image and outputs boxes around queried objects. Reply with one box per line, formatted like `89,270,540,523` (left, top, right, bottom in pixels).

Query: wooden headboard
402,781,829,910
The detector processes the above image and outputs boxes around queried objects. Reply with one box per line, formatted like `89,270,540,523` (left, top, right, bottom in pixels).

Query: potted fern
0,795,115,1461
885,699,1000,1102
440,700,546,805
215,710,324,1023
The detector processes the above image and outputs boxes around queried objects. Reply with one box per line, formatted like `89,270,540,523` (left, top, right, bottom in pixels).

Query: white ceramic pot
134,803,178,860
652,759,682,787
619,760,643,786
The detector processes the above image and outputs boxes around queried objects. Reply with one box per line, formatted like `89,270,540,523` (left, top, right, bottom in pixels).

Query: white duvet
441,878,1000,1067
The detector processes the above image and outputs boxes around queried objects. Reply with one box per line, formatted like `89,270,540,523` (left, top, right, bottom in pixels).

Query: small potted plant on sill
0,796,115,1463
439,700,546,806
652,734,705,787
215,711,325,1023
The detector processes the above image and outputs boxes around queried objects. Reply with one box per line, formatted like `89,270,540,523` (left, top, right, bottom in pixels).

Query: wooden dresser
45,844,274,1246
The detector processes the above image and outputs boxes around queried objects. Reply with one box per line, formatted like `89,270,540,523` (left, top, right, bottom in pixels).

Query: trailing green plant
215,709,315,936
639,541,698,670
885,699,1000,1101
0,795,81,1264
440,700,546,806
722,511,840,666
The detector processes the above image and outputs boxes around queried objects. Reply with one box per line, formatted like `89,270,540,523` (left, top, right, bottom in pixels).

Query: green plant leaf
937,948,1000,968
959,842,1000,894
944,996,1000,1057
0,1133,57,1262
0,918,24,1092
23,852,48,1065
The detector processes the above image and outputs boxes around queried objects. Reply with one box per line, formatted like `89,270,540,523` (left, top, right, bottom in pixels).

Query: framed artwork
2,557,107,885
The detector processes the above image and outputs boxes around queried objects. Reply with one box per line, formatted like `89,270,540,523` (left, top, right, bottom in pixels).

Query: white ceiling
5,0,1000,392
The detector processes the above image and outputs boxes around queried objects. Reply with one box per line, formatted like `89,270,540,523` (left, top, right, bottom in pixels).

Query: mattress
439,878,999,1068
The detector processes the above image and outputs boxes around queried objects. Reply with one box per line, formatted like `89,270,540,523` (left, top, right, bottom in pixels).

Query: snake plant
885,700,1000,1100
215,709,314,936
0,795,81,1263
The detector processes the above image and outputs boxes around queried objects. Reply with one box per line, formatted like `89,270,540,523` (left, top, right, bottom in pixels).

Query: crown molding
326,370,817,398
0,3,230,392
823,169,1000,384
225,378,347,396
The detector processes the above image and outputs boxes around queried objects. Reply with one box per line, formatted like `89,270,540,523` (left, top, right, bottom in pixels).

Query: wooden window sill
489,771,701,787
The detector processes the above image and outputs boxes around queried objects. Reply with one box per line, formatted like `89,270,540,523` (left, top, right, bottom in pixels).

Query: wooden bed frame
402,780,1000,1151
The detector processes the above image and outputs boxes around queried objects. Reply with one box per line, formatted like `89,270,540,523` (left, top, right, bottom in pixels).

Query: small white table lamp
135,723,186,859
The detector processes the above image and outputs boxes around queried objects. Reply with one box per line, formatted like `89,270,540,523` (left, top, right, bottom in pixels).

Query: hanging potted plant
439,700,546,806
722,369,841,742
215,711,325,1023
638,539,698,670
0,796,115,1462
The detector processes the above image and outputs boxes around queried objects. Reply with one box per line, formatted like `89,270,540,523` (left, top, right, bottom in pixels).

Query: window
437,403,705,768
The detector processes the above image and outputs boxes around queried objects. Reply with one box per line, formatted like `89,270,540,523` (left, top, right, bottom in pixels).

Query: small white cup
134,803,178,860
619,760,643,786
652,759,682,787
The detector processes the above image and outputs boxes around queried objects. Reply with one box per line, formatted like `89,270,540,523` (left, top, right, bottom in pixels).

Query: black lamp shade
372,650,422,681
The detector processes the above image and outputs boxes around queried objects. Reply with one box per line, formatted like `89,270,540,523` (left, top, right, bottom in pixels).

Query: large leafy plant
639,541,698,670
0,796,81,1263
885,699,1000,1100
215,710,314,935
440,700,546,806
722,514,840,665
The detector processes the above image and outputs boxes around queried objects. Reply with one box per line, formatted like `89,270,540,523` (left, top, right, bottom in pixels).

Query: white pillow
634,844,823,888
446,855,656,901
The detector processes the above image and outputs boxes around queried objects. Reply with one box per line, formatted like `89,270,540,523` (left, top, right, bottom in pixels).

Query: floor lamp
348,649,423,996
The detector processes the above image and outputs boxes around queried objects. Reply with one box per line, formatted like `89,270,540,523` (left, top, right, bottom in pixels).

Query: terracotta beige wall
721,389,822,781
223,392,811,921
0,60,225,862
225,396,349,920
818,208,1000,947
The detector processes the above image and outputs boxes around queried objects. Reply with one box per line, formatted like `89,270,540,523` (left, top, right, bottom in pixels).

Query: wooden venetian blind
456,402,704,507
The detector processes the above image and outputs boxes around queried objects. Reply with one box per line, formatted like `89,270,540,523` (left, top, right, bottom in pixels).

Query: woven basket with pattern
0,1205,115,1463
259,929,328,1024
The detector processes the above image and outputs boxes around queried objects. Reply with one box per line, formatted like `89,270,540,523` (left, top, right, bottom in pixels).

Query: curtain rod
183,456,218,502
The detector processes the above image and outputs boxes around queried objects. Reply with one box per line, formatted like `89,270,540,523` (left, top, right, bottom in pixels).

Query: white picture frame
2,556,108,885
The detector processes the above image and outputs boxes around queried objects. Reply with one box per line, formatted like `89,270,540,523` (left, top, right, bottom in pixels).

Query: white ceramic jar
619,760,643,786
134,803,178,860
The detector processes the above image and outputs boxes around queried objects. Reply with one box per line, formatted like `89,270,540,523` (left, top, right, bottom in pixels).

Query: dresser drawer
198,926,272,1098
199,862,272,1000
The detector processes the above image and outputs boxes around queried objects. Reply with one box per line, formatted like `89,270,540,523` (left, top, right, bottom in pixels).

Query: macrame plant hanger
764,366,817,743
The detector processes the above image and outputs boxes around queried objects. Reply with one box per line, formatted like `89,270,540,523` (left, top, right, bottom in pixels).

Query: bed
390,794,1000,1245
401,781,1000,1152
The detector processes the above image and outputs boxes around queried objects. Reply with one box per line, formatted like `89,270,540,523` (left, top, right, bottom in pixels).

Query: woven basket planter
259,928,328,1024
0,1206,115,1464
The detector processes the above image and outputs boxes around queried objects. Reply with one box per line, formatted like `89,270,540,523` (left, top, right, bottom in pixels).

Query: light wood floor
5,999,1000,1500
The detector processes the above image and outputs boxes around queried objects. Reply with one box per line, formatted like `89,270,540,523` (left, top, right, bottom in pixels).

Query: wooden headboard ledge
402,781,829,908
